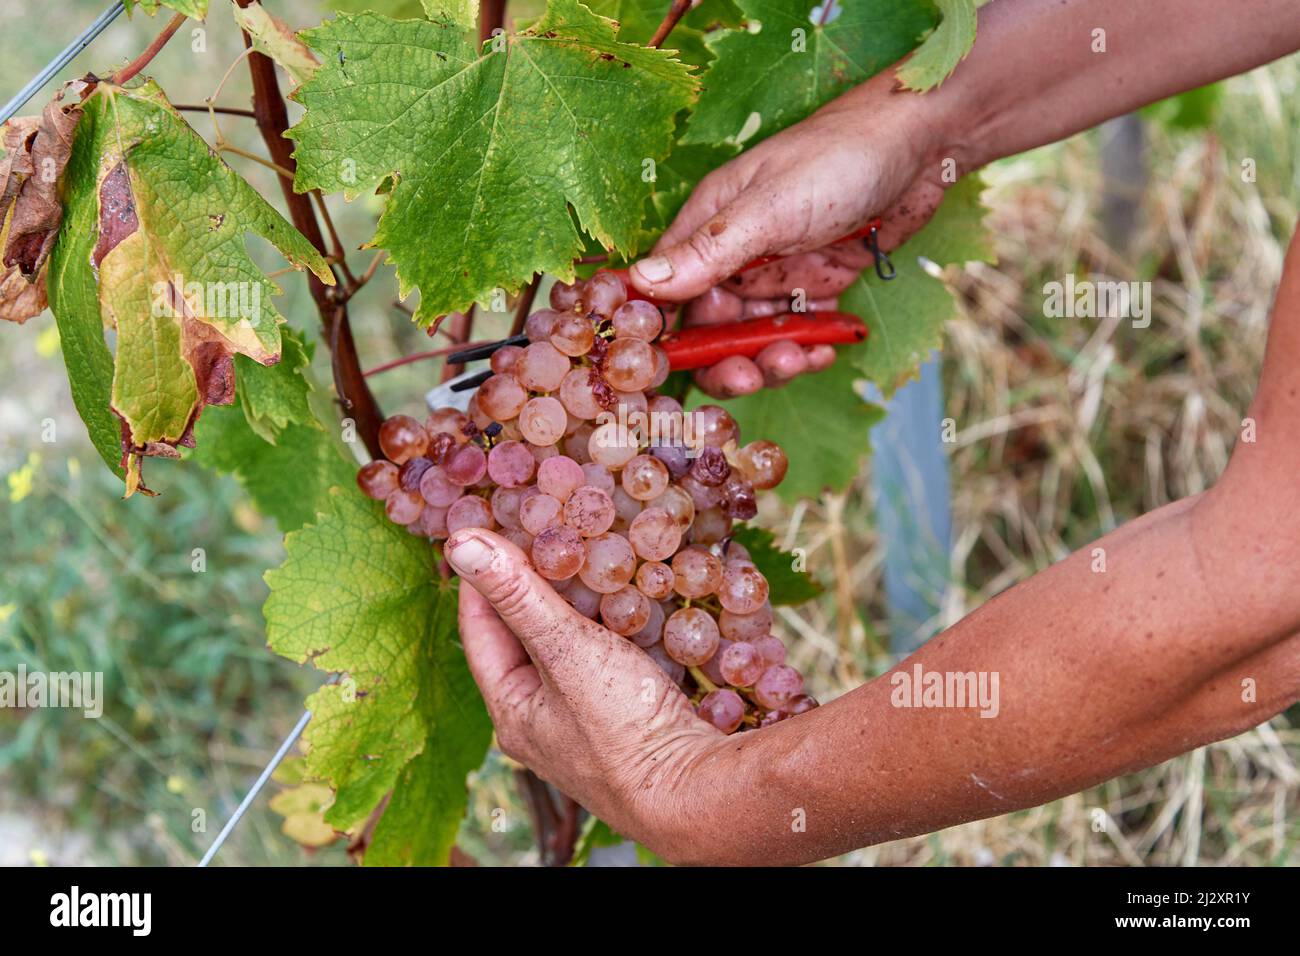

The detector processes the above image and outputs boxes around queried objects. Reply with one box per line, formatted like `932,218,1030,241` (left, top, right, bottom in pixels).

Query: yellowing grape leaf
264,489,491,865
230,1,320,87
840,174,993,393
895,0,989,93
288,2,697,323
420,0,478,28
125,0,209,18
46,80,332,494
683,0,936,146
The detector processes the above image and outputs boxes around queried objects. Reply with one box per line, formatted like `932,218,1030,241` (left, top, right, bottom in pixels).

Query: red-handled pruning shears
429,217,890,409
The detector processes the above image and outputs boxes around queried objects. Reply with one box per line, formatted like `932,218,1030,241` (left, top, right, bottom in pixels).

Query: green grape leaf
570,817,624,866
895,0,988,93
840,173,992,393
234,327,314,444
125,0,209,19
728,525,822,605
288,3,696,323
632,136,738,255
421,0,479,29
230,1,320,87
46,81,332,494
191,409,353,532
683,0,936,145
695,356,884,503
583,0,711,67
264,489,491,865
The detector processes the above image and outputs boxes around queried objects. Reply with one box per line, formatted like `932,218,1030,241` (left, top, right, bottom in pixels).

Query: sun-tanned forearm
657,220,1300,869
911,0,1300,172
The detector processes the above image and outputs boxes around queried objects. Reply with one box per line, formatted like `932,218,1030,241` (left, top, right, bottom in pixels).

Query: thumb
444,528,612,677
629,193,780,302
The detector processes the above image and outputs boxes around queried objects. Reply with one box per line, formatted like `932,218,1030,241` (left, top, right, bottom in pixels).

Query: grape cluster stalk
356,270,818,732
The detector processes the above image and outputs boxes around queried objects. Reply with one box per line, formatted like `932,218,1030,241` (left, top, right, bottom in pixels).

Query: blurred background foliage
0,0,1296,866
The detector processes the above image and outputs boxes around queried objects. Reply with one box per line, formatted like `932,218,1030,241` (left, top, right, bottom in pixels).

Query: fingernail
634,255,673,283
446,532,495,577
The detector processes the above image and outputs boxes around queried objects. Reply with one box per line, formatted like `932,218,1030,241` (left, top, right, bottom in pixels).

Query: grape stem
509,277,540,337
648,0,692,49
688,665,719,694
110,12,187,86
233,0,384,457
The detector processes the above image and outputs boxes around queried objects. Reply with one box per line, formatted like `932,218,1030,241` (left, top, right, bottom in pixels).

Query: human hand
445,526,737,864
631,74,950,397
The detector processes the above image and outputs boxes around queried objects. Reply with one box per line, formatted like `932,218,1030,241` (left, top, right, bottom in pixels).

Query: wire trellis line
0,1,125,125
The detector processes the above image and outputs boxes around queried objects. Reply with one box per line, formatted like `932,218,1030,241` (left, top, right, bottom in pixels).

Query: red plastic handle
660,311,867,371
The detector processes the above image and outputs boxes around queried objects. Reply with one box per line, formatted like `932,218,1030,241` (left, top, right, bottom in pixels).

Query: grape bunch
356,270,818,732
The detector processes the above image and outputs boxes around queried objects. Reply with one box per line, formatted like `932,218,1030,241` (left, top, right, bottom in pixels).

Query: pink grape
690,506,731,545
671,547,723,599
719,605,774,642
627,508,681,562
378,415,429,464
532,525,585,581
621,454,669,501
490,485,525,529
717,562,770,614
611,486,643,526
754,665,804,711
663,607,720,666
698,689,744,734
643,642,685,684
536,455,584,502
579,271,627,317
564,485,615,537
558,577,601,618
564,423,596,463
588,422,638,468
700,636,731,686
754,634,786,665
648,484,695,530
603,338,656,392
357,460,399,500
550,314,596,356
611,299,663,341
719,641,766,687
649,345,670,388
599,586,652,636
524,308,562,342
558,368,605,420
634,560,675,600
385,488,425,525
629,599,665,648
420,466,464,507
736,440,788,490
520,493,564,535
447,495,493,534
549,278,583,312
514,341,570,392
577,532,636,594
444,443,487,485
409,504,448,538
425,407,469,440
487,440,536,488
788,694,819,715
518,396,567,446
581,462,615,494
490,345,523,375
691,405,739,448
477,373,528,421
